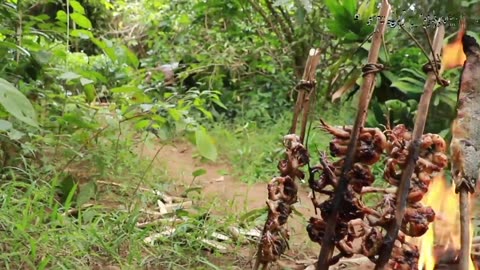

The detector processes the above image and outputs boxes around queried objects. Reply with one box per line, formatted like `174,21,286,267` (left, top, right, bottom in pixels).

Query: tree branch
264,0,294,43
278,5,295,38
246,0,286,46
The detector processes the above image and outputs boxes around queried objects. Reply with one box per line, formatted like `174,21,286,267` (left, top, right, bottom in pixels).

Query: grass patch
0,115,248,270
210,102,358,184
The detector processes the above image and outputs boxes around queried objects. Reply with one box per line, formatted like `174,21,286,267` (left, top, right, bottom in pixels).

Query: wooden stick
291,48,320,141
316,1,391,268
459,191,471,270
300,49,321,142
374,24,445,269
253,48,320,270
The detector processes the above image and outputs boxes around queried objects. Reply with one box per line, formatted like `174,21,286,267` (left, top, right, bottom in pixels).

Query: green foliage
324,0,374,42
0,78,38,128
195,126,218,161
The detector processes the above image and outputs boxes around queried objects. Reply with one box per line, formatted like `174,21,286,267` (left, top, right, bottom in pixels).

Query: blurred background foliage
0,0,480,132
1,0,480,169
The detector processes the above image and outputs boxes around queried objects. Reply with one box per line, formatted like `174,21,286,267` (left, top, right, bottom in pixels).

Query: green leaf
168,108,182,121
385,99,407,111
8,128,25,140
69,0,85,14
58,71,81,80
77,181,97,206
80,78,94,86
178,14,191,25
70,29,93,39
0,78,38,128
211,98,227,110
195,126,217,161
123,45,139,68
196,106,213,120
0,119,12,131
110,86,139,93
91,38,117,61
134,119,150,130
70,13,92,29
56,10,68,23
192,168,207,177
63,113,96,129
239,207,267,224
0,41,30,56
83,84,96,103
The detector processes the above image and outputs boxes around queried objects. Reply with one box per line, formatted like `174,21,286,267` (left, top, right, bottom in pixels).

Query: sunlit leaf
83,84,96,103
70,13,92,29
80,78,94,86
69,0,85,14
0,78,38,128
58,72,81,81
195,126,217,161
192,168,207,177
110,86,139,93
0,119,12,131
70,29,93,39
56,10,68,22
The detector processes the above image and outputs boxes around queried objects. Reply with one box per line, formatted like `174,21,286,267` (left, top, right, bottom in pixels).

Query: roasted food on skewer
306,122,447,268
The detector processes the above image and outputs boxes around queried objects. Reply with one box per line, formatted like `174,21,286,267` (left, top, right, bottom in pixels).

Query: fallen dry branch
317,1,392,267
135,217,184,228
63,203,95,216
97,180,184,203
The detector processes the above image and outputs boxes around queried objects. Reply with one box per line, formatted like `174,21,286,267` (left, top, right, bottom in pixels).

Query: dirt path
137,140,319,267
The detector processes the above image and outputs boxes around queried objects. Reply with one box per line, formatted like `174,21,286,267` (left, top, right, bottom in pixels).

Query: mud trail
137,140,319,268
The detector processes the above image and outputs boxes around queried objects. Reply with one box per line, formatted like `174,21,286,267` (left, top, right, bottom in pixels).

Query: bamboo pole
374,24,445,269
316,1,391,268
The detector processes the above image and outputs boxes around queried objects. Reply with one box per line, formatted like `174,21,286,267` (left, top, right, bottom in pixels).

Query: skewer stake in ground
316,1,391,268
374,25,445,269
450,34,480,270
253,48,320,270
290,48,321,143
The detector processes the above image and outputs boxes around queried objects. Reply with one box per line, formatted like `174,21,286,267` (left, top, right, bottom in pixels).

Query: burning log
450,33,480,270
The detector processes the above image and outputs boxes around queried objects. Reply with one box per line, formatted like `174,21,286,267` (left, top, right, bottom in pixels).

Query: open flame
417,174,476,270
441,18,466,72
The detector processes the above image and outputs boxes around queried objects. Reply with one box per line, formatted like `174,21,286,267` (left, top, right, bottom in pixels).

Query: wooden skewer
316,1,392,268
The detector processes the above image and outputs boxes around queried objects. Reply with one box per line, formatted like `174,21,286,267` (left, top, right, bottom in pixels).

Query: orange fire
441,19,467,72
416,174,476,270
